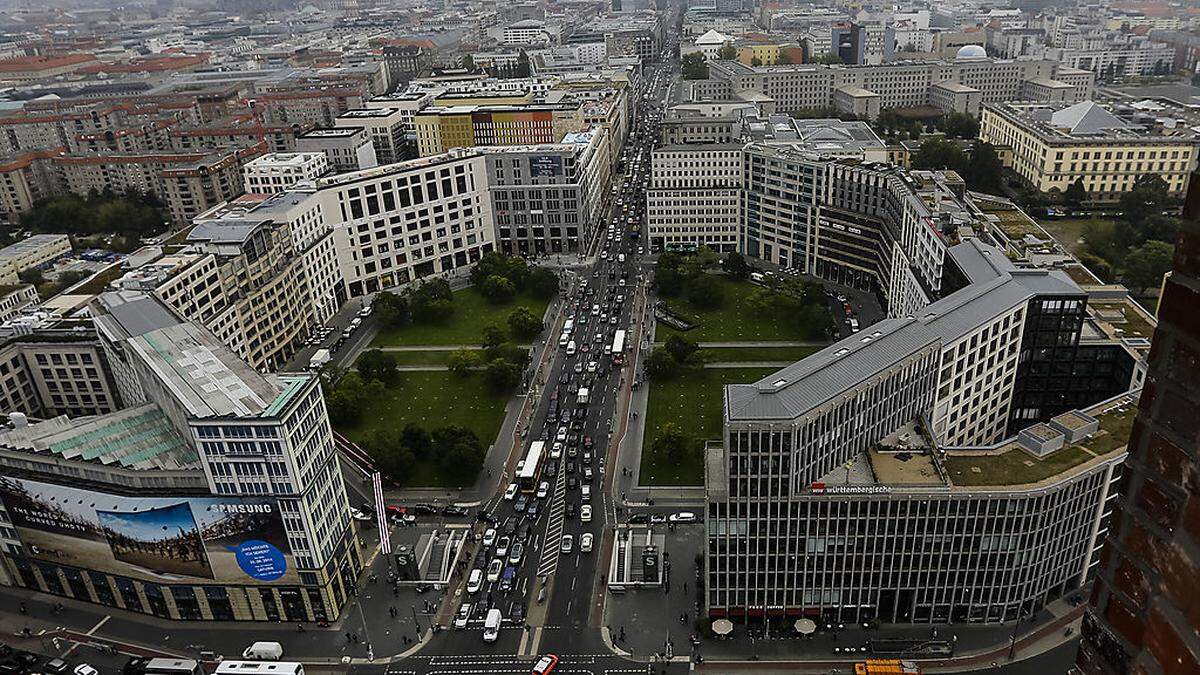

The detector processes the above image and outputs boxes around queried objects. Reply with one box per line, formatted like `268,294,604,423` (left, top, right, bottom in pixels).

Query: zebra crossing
537,457,569,577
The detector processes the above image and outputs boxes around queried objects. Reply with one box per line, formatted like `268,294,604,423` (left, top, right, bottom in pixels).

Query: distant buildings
980,101,1197,200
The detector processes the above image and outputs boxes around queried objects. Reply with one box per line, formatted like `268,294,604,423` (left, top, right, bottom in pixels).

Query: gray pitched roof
1050,101,1130,135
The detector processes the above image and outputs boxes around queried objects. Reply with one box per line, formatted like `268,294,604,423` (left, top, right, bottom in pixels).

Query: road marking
86,615,110,635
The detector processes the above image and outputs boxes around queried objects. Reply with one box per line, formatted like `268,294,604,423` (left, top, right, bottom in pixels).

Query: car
527,502,540,518
515,495,528,512
650,514,667,524
508,542,524,565
483,528,497,547
467,569,484,593
550,442,563,459
487,550,515,578
583,435,593,448
512,603,527,624
413,503,439,515
477,510,498,524
536,481,550,499
566,502,577,518
568,444,578,459
504,483,519,500
581,504,592,522
582,450,593,464
580,533,594,553
443,505,469,517
496,536,511,558
583,466,594,482
627,513,650,524
668,511,698,523
560,534,574,554
42,659,69,675
573,362,583,374
455,602,473,629
567,475,578,490
74,666,99,675
610,315,619,324
349,507,371,521
556,426,568,442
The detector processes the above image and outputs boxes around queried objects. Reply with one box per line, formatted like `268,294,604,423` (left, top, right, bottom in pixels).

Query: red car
583,435,593,448
531,654,559,675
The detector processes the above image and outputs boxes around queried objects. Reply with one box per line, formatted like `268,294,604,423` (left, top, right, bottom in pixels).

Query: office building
0,235,72,284
243,153,330,195
335,108,410,165
295,128,378,173
1076,186,1200,675
414,104,589,157
0,291,361,622
980,101,1197,200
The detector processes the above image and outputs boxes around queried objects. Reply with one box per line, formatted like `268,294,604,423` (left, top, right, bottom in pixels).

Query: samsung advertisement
0,476,298,584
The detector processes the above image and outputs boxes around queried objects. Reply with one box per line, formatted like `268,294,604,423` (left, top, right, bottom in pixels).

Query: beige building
0,235,72,283
979,101,1198,200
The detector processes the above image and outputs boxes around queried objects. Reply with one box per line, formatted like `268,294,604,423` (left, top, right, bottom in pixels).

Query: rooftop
988,100,1196,143
0,404,197,471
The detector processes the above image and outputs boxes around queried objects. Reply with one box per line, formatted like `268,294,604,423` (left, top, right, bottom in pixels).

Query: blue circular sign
229,540,287,581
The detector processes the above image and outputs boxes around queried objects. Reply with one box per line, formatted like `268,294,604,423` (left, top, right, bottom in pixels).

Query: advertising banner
0,476,297,584
530,155,563,178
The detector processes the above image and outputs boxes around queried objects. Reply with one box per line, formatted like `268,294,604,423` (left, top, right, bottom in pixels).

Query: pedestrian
352,633,359,643
345,632,352,642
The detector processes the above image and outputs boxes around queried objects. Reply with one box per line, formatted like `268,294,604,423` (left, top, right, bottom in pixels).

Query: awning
712,618,734,636
794,618,817,635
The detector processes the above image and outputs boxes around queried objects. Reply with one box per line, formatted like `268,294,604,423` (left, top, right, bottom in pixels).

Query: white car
556,426,568,442
467,569,484,593
487,558,503,582
454,602,472,629
668,511,698,524
482,528,497,547
587,360,598,373
74,666,99,675
550,442,563,459
537,481,550,499
348,507,371,522
504,483,519,500
496,536,511,558
580,532,594,553
580,504,592,522
560,534,574,554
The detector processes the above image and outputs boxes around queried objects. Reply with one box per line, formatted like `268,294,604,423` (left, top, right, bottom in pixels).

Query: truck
308,349,331,371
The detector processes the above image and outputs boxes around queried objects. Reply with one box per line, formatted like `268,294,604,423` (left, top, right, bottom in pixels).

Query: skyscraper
1076,178,1200,674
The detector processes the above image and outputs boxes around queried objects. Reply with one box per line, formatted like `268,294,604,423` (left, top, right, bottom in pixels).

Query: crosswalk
537,457,569,578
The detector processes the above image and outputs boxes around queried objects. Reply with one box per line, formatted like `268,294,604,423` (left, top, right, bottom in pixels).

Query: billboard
0,476,298,585
530,155,563,178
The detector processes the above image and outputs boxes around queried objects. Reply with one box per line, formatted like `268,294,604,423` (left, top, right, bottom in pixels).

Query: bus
214,663,304,675
611,330,626,365
516,440,546,492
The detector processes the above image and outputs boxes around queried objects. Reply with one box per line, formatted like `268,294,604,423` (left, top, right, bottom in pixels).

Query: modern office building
701,158,1146,626
1076,185,1200,674
295,128,378,174
335,108,409,165
243,153,330,195
979,100,1198,201
0,290,361,622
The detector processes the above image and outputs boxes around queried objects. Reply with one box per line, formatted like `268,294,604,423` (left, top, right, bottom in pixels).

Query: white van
483,608,502,643
241,642,283,661
467,568,483,593
581,484,591,502
566,340,577,356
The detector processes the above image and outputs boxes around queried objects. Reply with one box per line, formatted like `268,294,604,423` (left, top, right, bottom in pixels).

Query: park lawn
337,371,508,487
371,288,550,346
657,277,828,342
641,367,778,486
1038,217,1117,257
700,345,824,364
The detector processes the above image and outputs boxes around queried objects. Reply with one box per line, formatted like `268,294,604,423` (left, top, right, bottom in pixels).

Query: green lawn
641,367,777,486
337,371,508,487
944,445,1094,487
1038,217,1117,257
700,345,823,363
657,277,832,342
372,288,551,346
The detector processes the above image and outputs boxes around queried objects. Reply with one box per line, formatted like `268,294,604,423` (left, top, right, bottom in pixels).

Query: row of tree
1078,175,1178,295
21,190,169,252
910,138,1005,194
366,423,486,488
645,335,702,380
470,251,559,304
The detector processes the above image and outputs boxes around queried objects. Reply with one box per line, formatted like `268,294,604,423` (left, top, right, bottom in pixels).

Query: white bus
611,330,626,365
214,663,304,675
516,441,546,492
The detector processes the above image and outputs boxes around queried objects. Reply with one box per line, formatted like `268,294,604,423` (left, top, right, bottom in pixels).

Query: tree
526,266,560,299
1122,240,1174,294
366,428,416,483
721,251,750,280
483,358,522,392
481,323,507,351
479,274,516,304
911,138,965,172
401,423,433,460
1119,174,1170,226
777,49,792,65
461,53,475,72
681,52,709,80
357,349,398,386
717,44,737,60
471,251,528,288
644,348,678,379
485,341,528,367
1064,178,1088,210
750,56,762,66
515,50,531,78
448,348,481,376
507,306,544,339
663,335,700,365
961,141,1004,193
407,279,454,323
654,253,685,297
17,268,44,286
681,246,719,278
373,291,409,329
1078,252,1113,283
653,422,692,465
814,52,843,64
685,272,724,309
432,426,485,485
941,112,979,139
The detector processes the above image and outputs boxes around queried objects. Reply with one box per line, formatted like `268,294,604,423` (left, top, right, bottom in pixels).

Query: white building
243,153,330,195
335,108,410,165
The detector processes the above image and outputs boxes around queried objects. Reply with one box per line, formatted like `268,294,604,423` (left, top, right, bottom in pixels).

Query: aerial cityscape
0,0,1194,674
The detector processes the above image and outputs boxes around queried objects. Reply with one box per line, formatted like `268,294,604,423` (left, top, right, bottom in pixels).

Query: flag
372,471,391,554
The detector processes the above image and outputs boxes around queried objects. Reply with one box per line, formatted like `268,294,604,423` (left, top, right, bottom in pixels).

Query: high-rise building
1076,181,1200,675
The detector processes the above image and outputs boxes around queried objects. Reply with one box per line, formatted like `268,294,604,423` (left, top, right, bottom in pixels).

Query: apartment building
0,105,130,154
244,152,330,194
295,128,378,173
0,54,98,83
0,329,119,419
1047,37,1174,78
979,101,1197,200
0,285,37,323
0,290,361,623
0,150,63,225
169,118,310,154
335,108,409,165
251,89,366,128
704,56,1094,119
485,129,611,255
